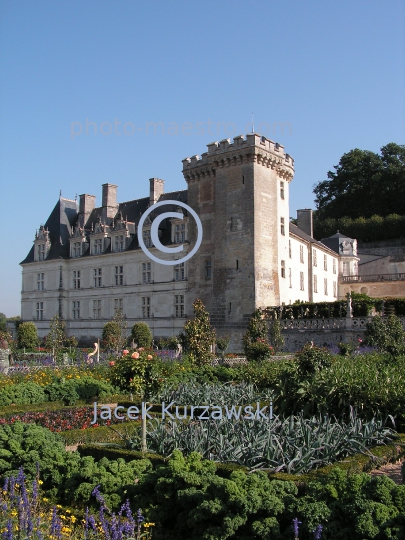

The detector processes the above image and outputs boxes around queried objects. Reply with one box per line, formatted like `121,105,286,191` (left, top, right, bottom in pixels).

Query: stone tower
182,133,294,336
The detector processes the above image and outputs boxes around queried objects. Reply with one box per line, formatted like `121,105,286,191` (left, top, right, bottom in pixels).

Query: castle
21,133,342,348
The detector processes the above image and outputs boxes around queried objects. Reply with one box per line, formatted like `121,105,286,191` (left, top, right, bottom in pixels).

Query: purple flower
137,509,144,524
3,519,13,540
292,517,302,538
50,506,62,539
314,524,323,539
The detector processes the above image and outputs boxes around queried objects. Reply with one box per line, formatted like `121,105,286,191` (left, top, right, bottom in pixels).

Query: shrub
44,315,68,356
243,309,273,361
268,319,284,352
365,314,405,356
182,299,216,366
130,322,153,348
296,343,333,376
102,310,128,352
0,381,47,406
17,321,39,350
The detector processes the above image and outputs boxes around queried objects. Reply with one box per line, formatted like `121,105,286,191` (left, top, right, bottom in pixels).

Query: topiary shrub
130,322,153,348
17,322,39,350
44,315,68,356
365,314,405,356
182,299,216,366
296,343,333,376
243,309,273,361
102,310,128,352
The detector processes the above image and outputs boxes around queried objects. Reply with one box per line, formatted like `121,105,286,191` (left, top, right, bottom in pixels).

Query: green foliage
130,322,153,348
0,312,6,332
44,315,68,356
313,143,405,220
45,376,116,405
102,309,128,352
182,299,216,366
216,336,230,362
296,344,334,377
243,309,274,361
110,349,165,399
0,381,47,406
268,319,284,352
365,315,405,356
17,321,39,350
0,422,79,497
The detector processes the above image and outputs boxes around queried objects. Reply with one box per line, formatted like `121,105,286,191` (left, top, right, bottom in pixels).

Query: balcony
340,273,405,283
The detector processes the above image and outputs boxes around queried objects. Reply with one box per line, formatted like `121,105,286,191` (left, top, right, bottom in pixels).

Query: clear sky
0,0,404,317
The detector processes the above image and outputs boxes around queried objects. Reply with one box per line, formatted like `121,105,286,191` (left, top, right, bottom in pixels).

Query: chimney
79,194,96,227
297,209,313,237
149,178,164,205
102,183,118,220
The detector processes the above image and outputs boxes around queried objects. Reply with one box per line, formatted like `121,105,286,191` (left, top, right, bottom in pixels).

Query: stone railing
340,273,405,283
280,316,405,331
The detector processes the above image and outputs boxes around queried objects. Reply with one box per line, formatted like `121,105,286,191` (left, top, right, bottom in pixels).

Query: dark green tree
313,143,405,220
268,319,284,353
17,322,39,350
102,309,127,353
243,309,273,361
182,299,216,366
0,313,6,332
131,322,153,348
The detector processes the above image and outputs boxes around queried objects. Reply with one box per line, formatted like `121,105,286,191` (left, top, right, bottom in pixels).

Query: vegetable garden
1,308,405,539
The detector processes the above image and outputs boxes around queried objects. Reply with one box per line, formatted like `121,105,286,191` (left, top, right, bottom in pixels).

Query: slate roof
289,223,337,255
20,190,188,265
320,231,355,255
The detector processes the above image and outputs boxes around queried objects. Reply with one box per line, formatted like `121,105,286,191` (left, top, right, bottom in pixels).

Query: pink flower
147,355,153,360
132,352,140,359
123,349,129,355
138,347,145,351
109,361,115,366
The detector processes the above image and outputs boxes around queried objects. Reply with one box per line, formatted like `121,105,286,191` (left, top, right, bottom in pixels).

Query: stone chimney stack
149,178,164,205
297,209,313,237
79,194,96,227
102,183,118,220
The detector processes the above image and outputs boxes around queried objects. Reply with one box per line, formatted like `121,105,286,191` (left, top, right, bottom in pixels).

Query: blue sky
0,0,404,317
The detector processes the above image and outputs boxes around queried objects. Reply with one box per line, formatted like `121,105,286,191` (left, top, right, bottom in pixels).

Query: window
313,249,317,267
175,295,184,317
300,245,304,263
115,266,124,286
37,273,44,291
93,239,103,254
236,259,239,270
72,301,80,319
93,299,101,319
333,259,337,274
343,262,350,276
37,244,45,261
142,229,153,248
333,281,337,297
73,270,80,290
324,278,328,295
281,260,286,278
93,268,102,287
142,297,150,318
280,217,285,236
324,254,327,271
174,262,185,281
205,260,212,279
300,271,304,291
36,302,43,320
289,240,292,258
242,175,245,184
142,262,151,283
280,181,285,200
114,298,123,313
289,268,292,288
174,224,185,243
313,275,318,293
72,242,81,258
114,235,125,252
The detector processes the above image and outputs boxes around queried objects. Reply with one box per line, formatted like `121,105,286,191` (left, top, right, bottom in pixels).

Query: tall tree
313,144,405,220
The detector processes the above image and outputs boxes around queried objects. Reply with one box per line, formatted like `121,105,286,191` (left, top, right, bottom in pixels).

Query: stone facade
21,134,340,349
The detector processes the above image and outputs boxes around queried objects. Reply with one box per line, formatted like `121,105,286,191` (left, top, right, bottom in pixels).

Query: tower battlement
182,133,294,182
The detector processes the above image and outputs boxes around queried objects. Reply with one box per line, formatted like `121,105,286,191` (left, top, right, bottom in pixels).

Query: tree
45,315,68,356
365,315,405,357
17,322,39,350
313,144,405,220
182,299,216,366
0,313,6,332
130,322,153,348
102,309,128,353
268,319,284,353
242,309,273,361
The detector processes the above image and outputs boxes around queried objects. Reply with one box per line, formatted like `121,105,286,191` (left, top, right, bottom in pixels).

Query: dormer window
114,234,125,252
142,229,153,248
175,224,185,243
93,238,103,254
37,244,46,260
70,226,87,258
34,225,51,261
72,241,82,258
